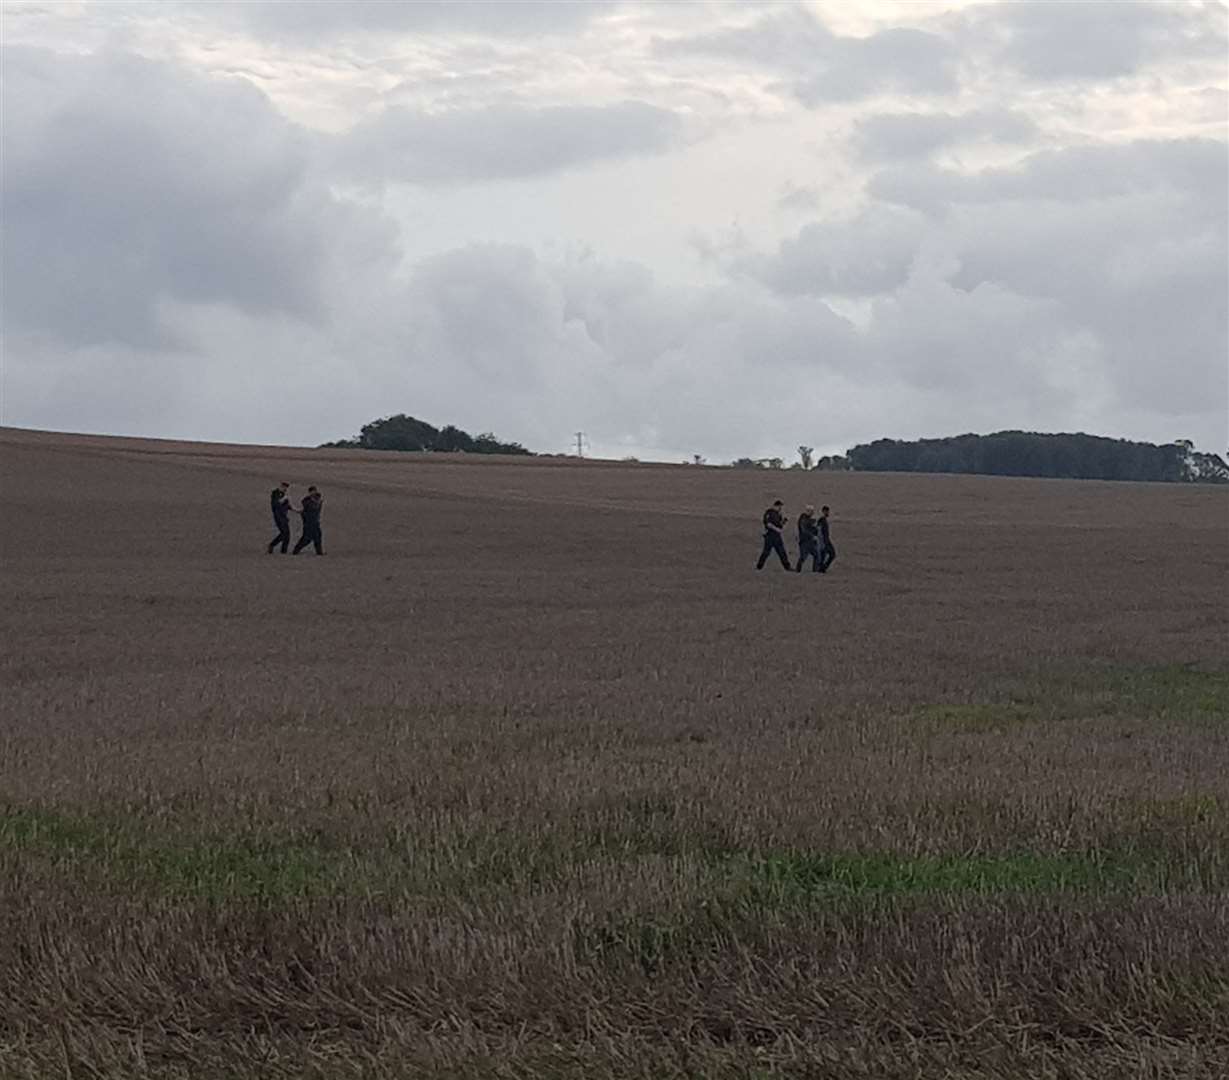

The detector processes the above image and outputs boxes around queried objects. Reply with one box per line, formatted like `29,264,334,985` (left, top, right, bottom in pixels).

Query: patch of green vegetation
1098,664,1229,722
740,850,1158,899
576,847,1177,976
0,806,370,901
919,664,1229,732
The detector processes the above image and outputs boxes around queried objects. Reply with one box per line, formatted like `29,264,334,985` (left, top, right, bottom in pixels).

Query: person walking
817,504,836,573
292,486,325,555
756,499,791,570
795,504,820,572
267,482,292,554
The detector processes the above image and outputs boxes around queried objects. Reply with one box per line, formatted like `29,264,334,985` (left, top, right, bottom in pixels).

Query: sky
2,0,1226,462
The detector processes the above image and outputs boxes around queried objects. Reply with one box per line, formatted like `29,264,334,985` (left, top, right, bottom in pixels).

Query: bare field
1,426,1228,1079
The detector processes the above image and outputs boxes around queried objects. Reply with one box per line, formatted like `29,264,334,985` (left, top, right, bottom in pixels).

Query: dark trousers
796,539,820,572
293,521,323,555
818,540,836,572
756,531,790,570
268,518,290,554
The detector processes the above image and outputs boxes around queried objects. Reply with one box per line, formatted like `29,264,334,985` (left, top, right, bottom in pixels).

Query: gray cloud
185,0,618,39
868,138,1229,212
946,190,1227,420
329,100,686,185
657,8,958,104
1,46,392,349
740,207,927,297
962,0,1227,82
854,108,1039,161
751,136,1228,430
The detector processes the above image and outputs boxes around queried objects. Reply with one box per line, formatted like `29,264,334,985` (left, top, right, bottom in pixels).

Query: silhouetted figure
756,500,790,570
293,486,325,555
817,505,836,573
796,504,820,572
267,482,292,554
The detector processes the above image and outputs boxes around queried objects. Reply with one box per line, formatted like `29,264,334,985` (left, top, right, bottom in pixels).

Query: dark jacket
797,512,818,544
271,488,290,521
301,493,323,524
762,507,784,533
818,515,831,543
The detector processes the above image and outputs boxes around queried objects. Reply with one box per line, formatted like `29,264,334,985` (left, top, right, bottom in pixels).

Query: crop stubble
1,427,1227,1078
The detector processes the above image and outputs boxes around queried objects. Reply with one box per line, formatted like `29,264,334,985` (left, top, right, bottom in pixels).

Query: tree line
730,432,1228,483
326,416,1227,484
830,432,1227,483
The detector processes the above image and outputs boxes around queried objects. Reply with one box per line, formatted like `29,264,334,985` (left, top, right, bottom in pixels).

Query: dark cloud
329,100,686,185
657,9,957,104
854,108,1039,161
1,46,391,349
963,0,1227,81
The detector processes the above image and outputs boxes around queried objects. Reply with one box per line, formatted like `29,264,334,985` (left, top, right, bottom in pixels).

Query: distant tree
1181,445,1229,483
434,425,475,453
323,414,532,455
798,445,814,470
358,414,439,451
815,454,851,471
731,457,760,468
692,454,706,466
766,457,784,470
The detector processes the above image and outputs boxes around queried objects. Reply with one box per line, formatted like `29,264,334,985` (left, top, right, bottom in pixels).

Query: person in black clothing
795,504,820,572
292,486,325,555
817,504,836,572
267,482,292,554
756,500,791,570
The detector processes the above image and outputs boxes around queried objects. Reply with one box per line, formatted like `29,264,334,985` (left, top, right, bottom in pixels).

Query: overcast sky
2,0,1226,461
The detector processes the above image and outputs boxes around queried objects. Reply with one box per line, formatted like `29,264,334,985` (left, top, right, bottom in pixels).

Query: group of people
757,500,836,573
267,482,833,571
268,482,325,555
